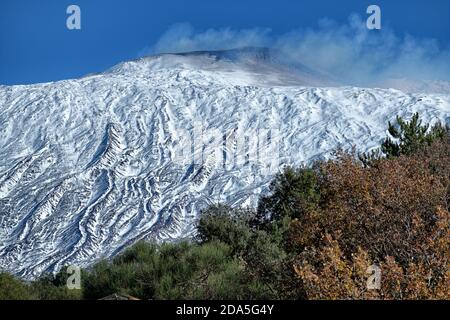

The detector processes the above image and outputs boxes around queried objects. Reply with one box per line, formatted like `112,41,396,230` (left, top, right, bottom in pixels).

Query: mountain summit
108,47,338,87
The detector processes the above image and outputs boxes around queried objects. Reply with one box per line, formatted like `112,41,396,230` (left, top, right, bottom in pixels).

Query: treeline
1,113,449,300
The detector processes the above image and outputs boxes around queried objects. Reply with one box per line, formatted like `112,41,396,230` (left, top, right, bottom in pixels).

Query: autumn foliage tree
289,121,449,299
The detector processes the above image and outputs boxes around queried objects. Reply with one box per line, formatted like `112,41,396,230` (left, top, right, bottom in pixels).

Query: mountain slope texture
0,48,449,278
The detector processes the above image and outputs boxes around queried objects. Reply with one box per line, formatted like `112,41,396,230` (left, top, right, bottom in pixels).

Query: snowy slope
0,48,449,279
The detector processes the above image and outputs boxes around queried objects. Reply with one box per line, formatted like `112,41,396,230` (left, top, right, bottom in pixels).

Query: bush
197,204,300,299
0,272,36,300
81,240,256,300
82,259,141,300
167,241,247,300
32,273,82,300
197,204,253,255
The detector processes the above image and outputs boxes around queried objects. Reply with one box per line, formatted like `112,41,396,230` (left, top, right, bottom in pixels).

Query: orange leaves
289,137,450,299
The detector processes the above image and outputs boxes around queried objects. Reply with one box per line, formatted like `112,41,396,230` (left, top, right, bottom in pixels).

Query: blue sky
1,0,449,85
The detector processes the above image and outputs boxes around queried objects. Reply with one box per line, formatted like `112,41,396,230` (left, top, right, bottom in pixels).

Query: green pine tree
360,113,449,165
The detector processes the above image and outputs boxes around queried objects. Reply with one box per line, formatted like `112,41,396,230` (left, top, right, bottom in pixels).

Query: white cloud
148,23,271,54
142,16,450,85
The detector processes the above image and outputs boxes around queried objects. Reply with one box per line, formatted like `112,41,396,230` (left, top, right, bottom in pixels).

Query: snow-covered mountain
0,48,449,279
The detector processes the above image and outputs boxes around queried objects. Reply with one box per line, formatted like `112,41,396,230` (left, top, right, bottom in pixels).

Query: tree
289,136,450,299
382,113,448,157
360,113,449,165
257,166,321,224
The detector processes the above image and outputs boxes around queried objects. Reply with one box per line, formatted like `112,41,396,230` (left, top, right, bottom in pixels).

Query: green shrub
32,273,82,300
197,204,253,255
81,240,253,300
0,272,36,300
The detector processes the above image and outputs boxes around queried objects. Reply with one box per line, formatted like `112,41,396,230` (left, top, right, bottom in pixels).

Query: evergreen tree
257,166,321,224
360,113,449,165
